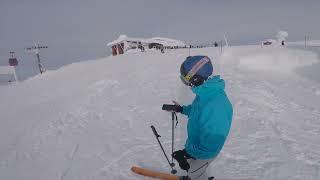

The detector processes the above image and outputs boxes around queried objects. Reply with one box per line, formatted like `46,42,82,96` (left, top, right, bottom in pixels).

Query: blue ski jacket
182,76,233,159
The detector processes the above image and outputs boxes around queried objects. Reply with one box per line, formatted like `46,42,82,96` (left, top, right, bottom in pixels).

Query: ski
131,166,254,180
131,166,182,180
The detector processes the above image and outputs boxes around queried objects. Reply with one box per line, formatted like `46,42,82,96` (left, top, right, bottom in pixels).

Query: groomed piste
0,45,320,179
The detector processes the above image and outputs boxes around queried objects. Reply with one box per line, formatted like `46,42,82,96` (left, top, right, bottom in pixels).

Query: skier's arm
181,105,191,116
185,143,201,158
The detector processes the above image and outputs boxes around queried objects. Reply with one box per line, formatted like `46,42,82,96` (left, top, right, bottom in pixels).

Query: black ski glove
172,149,194,171
162,104,183,113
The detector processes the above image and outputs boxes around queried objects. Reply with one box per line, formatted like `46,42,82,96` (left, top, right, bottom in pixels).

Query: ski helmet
180,55,213,87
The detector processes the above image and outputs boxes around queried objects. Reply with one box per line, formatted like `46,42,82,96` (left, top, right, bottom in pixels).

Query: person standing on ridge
161,46,165,53
163,55,233,180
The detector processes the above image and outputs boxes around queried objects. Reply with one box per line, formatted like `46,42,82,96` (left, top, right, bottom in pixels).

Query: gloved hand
162,104,183,113
172,149,194,171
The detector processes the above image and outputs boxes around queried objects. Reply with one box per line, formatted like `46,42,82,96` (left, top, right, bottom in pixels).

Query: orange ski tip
131,166,141,172
131,166,179,180
131,166,139,172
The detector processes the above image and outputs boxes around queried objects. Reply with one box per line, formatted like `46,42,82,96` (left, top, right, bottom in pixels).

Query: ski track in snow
0,47,320,179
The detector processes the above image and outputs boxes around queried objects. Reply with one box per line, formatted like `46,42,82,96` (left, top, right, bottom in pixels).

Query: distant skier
161,46,165,53
163,56,233,180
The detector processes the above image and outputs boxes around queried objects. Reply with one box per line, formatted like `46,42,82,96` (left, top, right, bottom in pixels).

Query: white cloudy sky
0,0,319,79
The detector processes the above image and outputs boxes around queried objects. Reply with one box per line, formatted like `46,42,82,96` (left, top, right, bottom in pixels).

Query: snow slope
288,40,320,47
0,46,320,180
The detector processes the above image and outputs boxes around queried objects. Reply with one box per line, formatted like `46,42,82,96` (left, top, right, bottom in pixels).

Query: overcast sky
0,0,319,79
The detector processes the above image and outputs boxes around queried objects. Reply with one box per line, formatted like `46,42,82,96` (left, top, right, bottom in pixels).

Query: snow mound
288,40,320,47
236,48,318,74
276,31,288,41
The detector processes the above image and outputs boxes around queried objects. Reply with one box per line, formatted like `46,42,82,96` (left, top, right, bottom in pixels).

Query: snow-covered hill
288,40,320,47
1,46,320,180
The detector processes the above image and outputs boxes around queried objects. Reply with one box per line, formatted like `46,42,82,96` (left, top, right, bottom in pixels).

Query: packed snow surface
1,46,320,180
288,40,320,47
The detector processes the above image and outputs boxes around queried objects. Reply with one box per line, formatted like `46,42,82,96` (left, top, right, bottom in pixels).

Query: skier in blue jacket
164,56,233,180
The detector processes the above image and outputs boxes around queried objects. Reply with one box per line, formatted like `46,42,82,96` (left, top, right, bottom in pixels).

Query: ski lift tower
26,44,48,74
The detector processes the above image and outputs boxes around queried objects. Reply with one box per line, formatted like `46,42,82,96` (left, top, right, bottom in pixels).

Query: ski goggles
180,63,191,86
180,75,191,86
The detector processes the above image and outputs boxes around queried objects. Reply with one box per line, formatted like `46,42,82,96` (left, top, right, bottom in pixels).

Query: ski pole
171,112,177,166
151,125,177,174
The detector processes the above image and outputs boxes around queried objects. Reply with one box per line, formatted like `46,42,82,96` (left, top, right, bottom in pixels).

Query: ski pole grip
162,104,175,111
151,125,161,138
162,104,182,113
